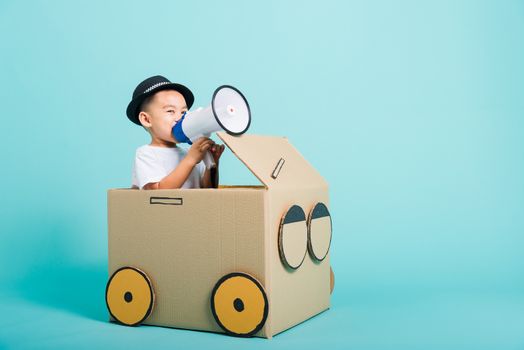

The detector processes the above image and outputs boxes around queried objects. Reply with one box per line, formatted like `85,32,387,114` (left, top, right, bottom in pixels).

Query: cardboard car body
107,132,332,338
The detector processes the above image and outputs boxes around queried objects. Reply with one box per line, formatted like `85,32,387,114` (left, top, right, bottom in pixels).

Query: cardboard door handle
150,197,183,205
271,158,285,179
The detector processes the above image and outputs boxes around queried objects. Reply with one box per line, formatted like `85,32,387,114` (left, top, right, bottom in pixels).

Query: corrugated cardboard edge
217,132,275,337
263,189,272,338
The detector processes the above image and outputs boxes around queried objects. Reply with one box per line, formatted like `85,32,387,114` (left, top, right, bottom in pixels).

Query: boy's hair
138,94,156,131
139,94,155,114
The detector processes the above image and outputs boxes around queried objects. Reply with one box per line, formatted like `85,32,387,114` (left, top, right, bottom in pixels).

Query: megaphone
172,85,251,169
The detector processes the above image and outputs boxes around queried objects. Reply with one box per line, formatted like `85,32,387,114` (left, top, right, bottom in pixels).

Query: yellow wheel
211,272,268,337
105,266,154,326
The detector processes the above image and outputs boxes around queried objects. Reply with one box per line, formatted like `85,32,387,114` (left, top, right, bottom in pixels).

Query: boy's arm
201,144,224,188
144,138,214,190
144,157,197,190
201,166,218,188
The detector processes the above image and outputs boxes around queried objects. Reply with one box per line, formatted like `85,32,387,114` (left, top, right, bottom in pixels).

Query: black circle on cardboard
311,202,330,219
211,85,251,136
278,205,308,270
307,202,333,262
105,266,155,327
283,205,306,224
210,272,269,337
233,298,244,312
124,291,133,303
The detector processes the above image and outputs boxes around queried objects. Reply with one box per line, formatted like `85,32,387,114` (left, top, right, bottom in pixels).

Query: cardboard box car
106,132,333,338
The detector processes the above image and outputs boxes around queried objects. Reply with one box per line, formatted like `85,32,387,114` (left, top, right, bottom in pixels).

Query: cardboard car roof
217,132,328,190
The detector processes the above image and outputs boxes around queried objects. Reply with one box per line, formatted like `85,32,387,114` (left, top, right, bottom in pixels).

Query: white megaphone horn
172,85,251,169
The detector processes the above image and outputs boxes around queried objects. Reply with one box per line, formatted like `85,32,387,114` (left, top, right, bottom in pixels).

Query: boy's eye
167,110,175,113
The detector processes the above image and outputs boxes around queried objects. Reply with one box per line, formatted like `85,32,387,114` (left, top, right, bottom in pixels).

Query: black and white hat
126,75,195,126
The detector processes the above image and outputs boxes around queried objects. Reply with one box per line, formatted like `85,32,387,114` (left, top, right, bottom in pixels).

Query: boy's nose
175,111,186,122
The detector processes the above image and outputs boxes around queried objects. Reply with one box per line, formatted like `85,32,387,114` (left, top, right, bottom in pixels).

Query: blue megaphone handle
172,112,192,144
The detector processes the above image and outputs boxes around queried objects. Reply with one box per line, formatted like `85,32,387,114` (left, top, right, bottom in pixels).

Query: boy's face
138,90,188,145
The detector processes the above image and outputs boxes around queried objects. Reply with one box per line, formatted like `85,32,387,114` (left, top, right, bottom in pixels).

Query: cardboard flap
217,132,327,189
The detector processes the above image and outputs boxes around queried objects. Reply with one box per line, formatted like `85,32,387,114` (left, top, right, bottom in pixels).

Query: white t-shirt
132,145,206,189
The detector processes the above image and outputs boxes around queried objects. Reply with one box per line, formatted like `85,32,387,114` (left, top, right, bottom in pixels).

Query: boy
126,75,225,189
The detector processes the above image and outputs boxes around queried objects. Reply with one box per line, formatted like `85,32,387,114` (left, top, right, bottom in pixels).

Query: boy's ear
138,111,152,128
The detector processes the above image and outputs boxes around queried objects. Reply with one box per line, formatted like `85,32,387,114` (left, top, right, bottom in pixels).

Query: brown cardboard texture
107,132,332,338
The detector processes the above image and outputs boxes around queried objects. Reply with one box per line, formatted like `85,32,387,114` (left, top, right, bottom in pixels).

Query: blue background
1,0,523,349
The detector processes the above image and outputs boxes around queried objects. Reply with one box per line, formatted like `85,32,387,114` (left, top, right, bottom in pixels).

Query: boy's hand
210,143,225,164
186,137,215,165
